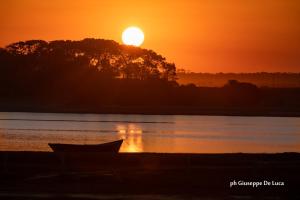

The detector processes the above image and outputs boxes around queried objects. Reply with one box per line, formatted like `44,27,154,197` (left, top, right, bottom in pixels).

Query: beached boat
48,139,123,153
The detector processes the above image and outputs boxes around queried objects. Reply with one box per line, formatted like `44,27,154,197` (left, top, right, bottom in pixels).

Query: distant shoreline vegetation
177,71,300,88
0,38,300,116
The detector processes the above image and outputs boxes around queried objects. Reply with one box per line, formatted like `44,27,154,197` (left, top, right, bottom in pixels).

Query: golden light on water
117,124,143,152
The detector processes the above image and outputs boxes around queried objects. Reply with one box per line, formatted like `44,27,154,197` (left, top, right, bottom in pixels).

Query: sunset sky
1,0,299,73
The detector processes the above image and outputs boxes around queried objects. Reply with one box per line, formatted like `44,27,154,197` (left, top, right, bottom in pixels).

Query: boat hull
48,140,123,153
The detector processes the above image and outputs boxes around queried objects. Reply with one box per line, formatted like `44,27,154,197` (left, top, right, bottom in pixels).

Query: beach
0,151,299,199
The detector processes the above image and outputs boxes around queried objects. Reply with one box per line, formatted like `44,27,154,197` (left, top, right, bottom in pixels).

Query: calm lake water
0,112,299,153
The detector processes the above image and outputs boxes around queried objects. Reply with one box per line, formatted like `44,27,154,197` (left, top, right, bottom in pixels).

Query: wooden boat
48,139,123,153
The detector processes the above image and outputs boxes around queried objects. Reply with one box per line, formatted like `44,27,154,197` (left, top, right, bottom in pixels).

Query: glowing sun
122,26,144,46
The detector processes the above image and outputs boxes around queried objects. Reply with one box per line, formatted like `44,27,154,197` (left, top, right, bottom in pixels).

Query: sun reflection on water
117,124,143,152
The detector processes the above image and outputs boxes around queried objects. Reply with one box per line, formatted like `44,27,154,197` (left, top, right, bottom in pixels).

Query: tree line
0,38,176,81
177,71,300,88
0,38,300,115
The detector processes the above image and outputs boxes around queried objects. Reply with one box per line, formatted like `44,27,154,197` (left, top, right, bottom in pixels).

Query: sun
122,26,144,47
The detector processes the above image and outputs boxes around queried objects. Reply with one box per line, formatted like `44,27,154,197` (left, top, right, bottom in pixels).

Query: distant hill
177,72,300,88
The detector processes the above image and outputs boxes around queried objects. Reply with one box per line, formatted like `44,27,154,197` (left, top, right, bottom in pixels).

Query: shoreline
1,151,299,199
1,105,300,117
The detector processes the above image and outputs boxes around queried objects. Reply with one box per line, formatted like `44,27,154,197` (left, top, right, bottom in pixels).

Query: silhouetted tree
1,38,300,113
0,38,176,82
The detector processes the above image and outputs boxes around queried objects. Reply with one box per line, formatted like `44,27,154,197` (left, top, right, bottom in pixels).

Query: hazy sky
1,0,300,72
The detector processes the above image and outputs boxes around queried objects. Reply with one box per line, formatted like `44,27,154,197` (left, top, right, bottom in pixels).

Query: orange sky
1,0,300,72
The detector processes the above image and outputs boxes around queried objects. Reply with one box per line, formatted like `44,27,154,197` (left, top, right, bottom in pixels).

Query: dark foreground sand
0,151,299,199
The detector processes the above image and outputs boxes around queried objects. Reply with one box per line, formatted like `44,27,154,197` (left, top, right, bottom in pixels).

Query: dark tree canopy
0,38,176,81
1,38,300,114
0,38,180,108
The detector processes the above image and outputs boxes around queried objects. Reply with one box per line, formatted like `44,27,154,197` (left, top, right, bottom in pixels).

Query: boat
48,139,123,153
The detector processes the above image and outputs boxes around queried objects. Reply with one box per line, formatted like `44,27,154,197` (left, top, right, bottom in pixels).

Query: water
0,112,299,153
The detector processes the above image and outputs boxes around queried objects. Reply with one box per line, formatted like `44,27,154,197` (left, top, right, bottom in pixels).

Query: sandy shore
0,151,300,199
